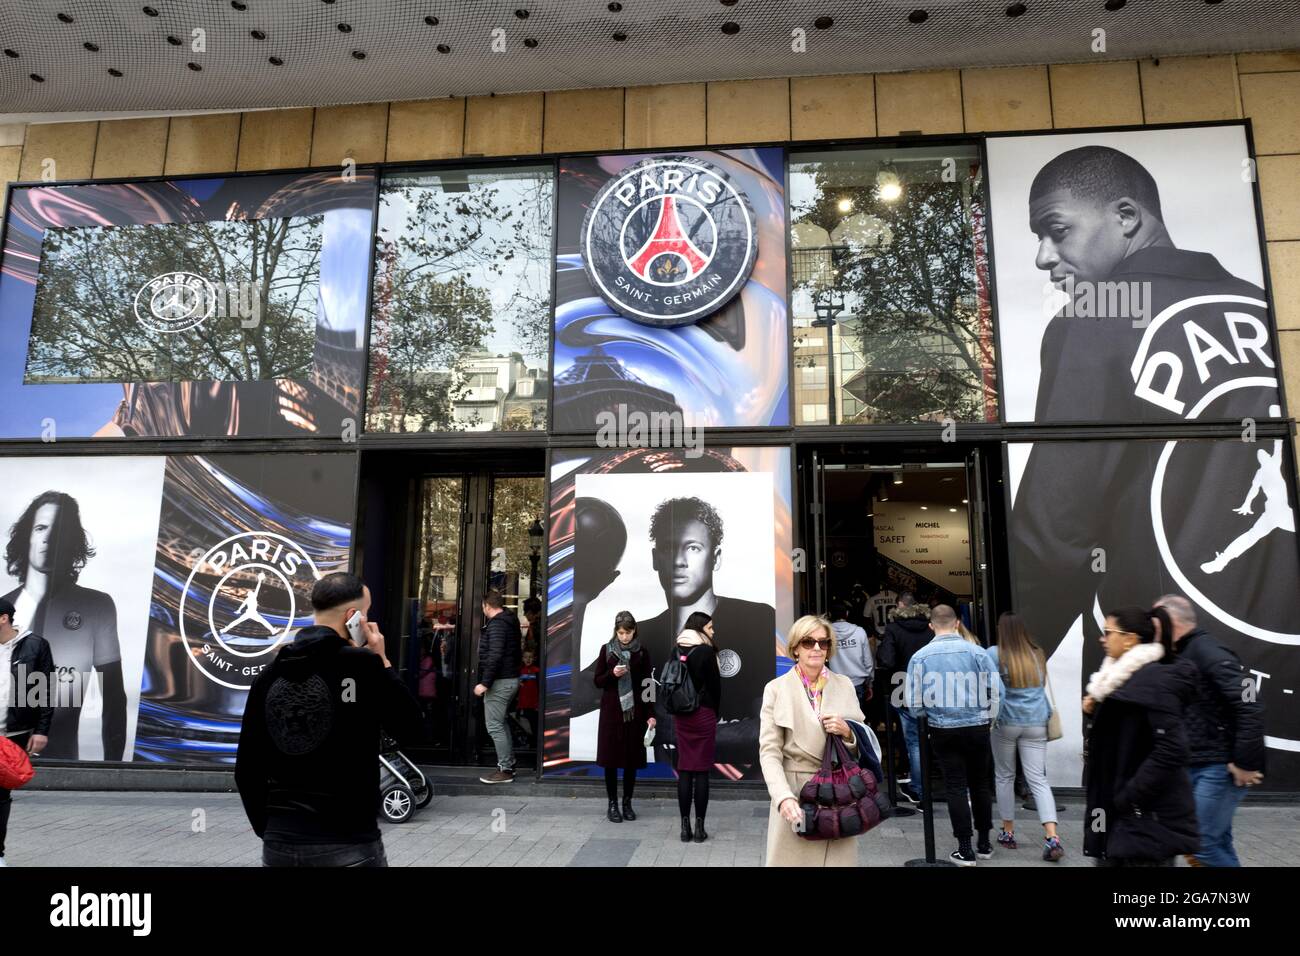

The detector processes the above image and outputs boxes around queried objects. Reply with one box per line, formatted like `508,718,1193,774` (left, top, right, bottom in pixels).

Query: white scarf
1085,641,1164,702
675,628,712,649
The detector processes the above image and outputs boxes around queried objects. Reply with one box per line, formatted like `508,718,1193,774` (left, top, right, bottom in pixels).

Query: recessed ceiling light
30,73,45,82
612,31,627,41
4,49,19,58
250,29,266,40
608,1,622,10
524,37,538,48
352,49,366,59
337,22,352,33
949,508,957,513
83,41,100,52
142,6,158,16
1104,0,1126,9
815,16,834,29
231,1,248,10
108,68,123,76
721,21,740,34
515,7,530,17
1006,2,1027,16
167,35,182,46
437,44,451,53
57,13,74,24
268,56,284,65
962,498,968,504
908,9,929,23
424,15,438,25
187,62,202,71
920,506,928,510
720,0,738,6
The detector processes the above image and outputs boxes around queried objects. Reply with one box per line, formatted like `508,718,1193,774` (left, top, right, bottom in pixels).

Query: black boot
693,817,708,843
607,800,623,823
680,816,693,842
621,799,637,821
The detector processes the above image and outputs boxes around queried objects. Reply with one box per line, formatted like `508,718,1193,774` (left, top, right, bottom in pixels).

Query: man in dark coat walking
475,588,523,784
878,594,932,802
0,596,55,866
1155,594,1266,866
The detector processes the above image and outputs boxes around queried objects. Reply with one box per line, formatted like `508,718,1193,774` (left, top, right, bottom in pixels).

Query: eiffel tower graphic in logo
627,196,709,284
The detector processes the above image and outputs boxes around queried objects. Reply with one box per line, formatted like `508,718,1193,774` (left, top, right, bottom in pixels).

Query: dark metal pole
905,715,955,866
883,701,916,817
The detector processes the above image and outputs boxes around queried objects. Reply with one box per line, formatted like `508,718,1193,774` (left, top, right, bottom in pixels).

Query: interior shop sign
582,156,758,326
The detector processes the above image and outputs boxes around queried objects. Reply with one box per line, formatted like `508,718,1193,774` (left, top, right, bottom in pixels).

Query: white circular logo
717,648,741,678
135,271,217,334
180,532,321,689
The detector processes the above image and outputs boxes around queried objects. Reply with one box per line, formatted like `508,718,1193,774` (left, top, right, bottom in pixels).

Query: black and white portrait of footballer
988,127,1299,786
567,472,778,764
0,458,165,761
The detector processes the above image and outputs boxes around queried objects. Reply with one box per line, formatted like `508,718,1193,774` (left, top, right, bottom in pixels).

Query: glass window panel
366,166,554,433
789,146,998,425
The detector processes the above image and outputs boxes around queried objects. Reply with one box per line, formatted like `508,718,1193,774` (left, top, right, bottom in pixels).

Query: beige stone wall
3,54,1298,456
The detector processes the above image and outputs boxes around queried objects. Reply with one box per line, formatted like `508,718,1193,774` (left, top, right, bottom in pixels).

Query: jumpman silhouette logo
220,570,277,635
627,196,709,282
1201,438,1297,574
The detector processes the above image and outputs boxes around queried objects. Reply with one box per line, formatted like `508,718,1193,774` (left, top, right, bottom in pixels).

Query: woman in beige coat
760,614,866,867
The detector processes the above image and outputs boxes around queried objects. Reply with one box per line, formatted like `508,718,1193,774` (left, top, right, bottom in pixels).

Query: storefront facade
2,54,1299,789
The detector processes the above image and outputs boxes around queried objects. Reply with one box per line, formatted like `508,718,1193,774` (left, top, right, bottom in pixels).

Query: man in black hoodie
475,588,523,784
236,572,421,867
1155,594,1265,867
878,593,933,803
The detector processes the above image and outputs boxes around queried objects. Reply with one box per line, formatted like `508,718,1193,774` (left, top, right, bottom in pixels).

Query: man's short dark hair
897,591,916,607
1029,145,1163,221
310,572,365,613
830,600,850,621
649,497,724,550
483,588,505,610
523,597,542,614
6,490,94,585
0,596,14,626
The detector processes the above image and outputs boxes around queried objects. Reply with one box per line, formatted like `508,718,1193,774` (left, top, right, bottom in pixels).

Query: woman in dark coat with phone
593,611,655,824
1082,605,1199,866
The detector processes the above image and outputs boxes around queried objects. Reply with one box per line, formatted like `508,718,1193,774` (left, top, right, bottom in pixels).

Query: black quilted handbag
796,732,891,841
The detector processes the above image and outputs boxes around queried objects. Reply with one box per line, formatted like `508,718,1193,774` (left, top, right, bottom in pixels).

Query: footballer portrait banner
544,446,794,778
0,455,165,762
136,452,355,764
553,148,790,432
0,170,376,439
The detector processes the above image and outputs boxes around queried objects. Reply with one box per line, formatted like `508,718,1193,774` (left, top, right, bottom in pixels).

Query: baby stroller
379,734,433,824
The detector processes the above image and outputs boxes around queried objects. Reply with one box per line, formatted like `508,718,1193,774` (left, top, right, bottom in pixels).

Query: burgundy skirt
673,705,717,772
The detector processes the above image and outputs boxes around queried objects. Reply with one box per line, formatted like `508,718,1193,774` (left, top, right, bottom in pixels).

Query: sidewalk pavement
4,789,1296,867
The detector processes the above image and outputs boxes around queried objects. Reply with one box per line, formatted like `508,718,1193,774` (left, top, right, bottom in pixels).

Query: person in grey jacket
827,600,873,712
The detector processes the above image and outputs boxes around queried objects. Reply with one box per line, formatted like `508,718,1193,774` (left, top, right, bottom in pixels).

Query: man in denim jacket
905,604,1003,866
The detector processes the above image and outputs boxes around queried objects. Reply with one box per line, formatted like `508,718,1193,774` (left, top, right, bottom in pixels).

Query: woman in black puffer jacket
1082,605,1199,867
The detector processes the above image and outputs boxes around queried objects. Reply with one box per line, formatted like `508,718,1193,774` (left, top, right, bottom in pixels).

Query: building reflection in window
789,146,998,425
366,166,554,433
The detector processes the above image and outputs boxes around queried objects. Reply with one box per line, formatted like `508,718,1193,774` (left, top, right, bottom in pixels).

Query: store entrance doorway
359,450,546,767
801,444,1007,646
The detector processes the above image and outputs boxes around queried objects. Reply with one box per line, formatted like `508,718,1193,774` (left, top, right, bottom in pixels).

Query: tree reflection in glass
790,147,998,425
367,166,554,433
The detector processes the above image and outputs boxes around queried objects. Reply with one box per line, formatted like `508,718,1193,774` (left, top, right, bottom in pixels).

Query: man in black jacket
877,594,933,803
1155,594,1266,867
475,588,522,784
235,572,422,867
0,596,54,867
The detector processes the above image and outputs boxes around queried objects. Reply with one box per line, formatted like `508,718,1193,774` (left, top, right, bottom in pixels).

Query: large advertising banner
0,455,166,761
988,124,1296,787
136,453,355,764
552,149,789,431
0,171,375,439
545,446,793,777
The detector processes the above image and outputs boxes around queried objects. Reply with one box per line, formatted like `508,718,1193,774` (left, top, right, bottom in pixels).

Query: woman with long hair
1082,605,1199,867
592,611,654,823
670,610,721,843
988,612,1063,861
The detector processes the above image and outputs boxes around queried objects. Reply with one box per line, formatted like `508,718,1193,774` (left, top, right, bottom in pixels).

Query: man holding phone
236,572,422,867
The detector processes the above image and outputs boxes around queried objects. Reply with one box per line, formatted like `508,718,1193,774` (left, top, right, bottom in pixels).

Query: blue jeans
896,705,923,802
1188,763,1248,867
262,838,388,867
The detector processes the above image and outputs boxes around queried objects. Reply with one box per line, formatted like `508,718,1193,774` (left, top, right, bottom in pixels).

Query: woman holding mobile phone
593,611,655,823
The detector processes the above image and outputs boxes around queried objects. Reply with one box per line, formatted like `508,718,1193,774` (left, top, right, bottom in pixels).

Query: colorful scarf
607,637,641,721
797,666,828,719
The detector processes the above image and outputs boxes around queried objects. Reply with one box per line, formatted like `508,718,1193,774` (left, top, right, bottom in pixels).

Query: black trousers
928,723,994,840
0,786,10,858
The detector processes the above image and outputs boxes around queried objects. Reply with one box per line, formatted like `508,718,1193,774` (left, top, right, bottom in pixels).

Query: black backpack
659,648,700,715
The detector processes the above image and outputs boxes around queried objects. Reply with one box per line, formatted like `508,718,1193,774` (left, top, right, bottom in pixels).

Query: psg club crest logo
179,531,321,690
581,156,758,327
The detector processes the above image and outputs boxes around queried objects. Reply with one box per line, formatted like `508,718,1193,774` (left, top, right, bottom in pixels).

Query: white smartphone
345,610,365,646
